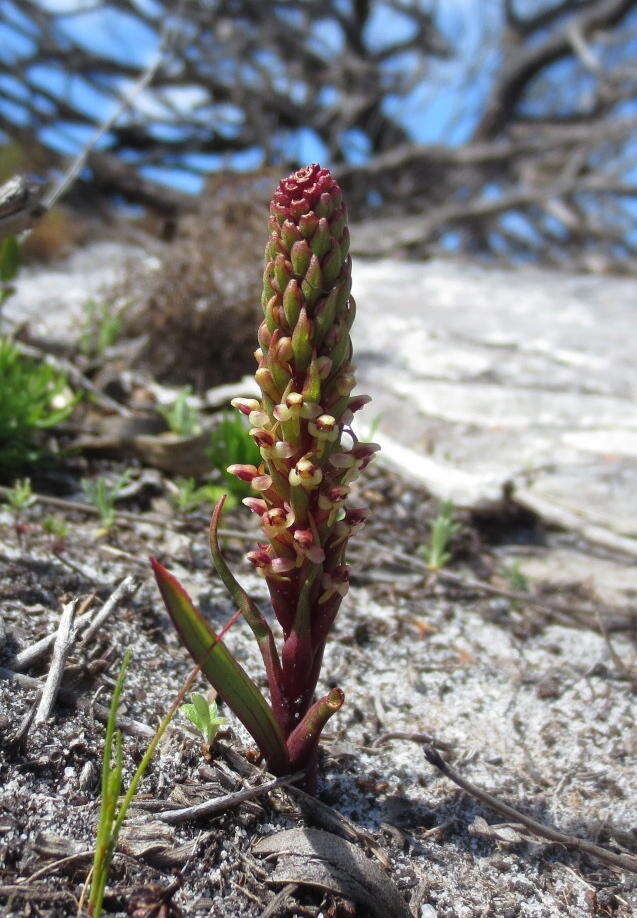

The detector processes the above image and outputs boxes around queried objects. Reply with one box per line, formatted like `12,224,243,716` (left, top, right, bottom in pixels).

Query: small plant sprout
5,477,36,513
180,692,227,745
42,514,69,539
168,477,227,513
502,560,529,594
79,298,125,359
88,650,182,918
420,499,461,571
81,469,132,533
5,477,36,545
86,610,242,917
152,165,379,789
88,650,131,918
42,514,69,553
158,386,201,438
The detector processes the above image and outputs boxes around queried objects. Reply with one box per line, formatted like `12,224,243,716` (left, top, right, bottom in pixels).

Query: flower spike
153,165,378,788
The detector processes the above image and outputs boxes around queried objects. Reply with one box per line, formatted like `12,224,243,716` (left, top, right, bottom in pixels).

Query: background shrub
0,338,75,478
120,172,273,391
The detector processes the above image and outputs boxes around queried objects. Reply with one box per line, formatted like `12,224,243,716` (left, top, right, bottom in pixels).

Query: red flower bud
231,397,260,415
228,464,259,482
250,427,276,448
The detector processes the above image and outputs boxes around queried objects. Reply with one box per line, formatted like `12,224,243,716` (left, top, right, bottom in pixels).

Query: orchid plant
152,164,379,786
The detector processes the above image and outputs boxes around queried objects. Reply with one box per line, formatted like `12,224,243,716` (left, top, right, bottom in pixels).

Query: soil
0,460,635,918
2,238,636,917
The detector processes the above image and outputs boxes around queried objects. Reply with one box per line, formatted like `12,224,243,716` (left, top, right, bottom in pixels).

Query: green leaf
180,703,200,728
0,236,19,283
151,558,289,774
191,692,211,728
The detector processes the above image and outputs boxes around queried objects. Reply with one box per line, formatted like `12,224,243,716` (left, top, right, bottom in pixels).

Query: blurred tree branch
1,0,637,270
0,176,46,239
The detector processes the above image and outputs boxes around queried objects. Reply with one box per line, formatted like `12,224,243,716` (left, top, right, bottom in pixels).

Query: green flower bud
283,279,302,328
291,307,312,372
290,239,312,276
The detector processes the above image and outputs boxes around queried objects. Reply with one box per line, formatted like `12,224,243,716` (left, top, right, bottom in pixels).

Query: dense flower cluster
152,164,378,783
229,164,378,735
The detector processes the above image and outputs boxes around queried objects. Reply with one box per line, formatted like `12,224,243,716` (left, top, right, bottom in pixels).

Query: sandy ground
1,243,635,915
1,462,635,917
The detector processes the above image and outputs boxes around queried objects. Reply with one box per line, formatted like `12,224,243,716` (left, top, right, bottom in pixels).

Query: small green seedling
364,412,384,441
5,477,37,512
502,560,529,594
420,499,461,571
87,606,240,916
158,386,201,438
79,299,125,359
180,693,227,745
42,514,68,537
81,470,132,532
5,478,36,544
168,477,229,513
42,515,69,539
89,650,181,917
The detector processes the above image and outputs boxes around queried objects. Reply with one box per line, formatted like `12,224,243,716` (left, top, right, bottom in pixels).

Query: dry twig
139,771,306,826
372,730,454,752
78,575,140,649
14,577,137,671
259,884,300,918
34,598,79,724
424,746,637,874
0,176,46,240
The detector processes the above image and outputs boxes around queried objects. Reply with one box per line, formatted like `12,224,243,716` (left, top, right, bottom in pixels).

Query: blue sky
0,0,506,191
4,0,635,205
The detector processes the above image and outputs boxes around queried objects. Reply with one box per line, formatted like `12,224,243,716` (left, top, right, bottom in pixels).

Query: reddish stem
285,687,344,771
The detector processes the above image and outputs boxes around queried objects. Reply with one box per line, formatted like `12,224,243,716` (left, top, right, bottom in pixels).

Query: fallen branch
78,575,140,649
0,176,46,240
140,771,306,826
34,599,79,724
370,538,634,632
424,746,637,874
14,576,138,671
